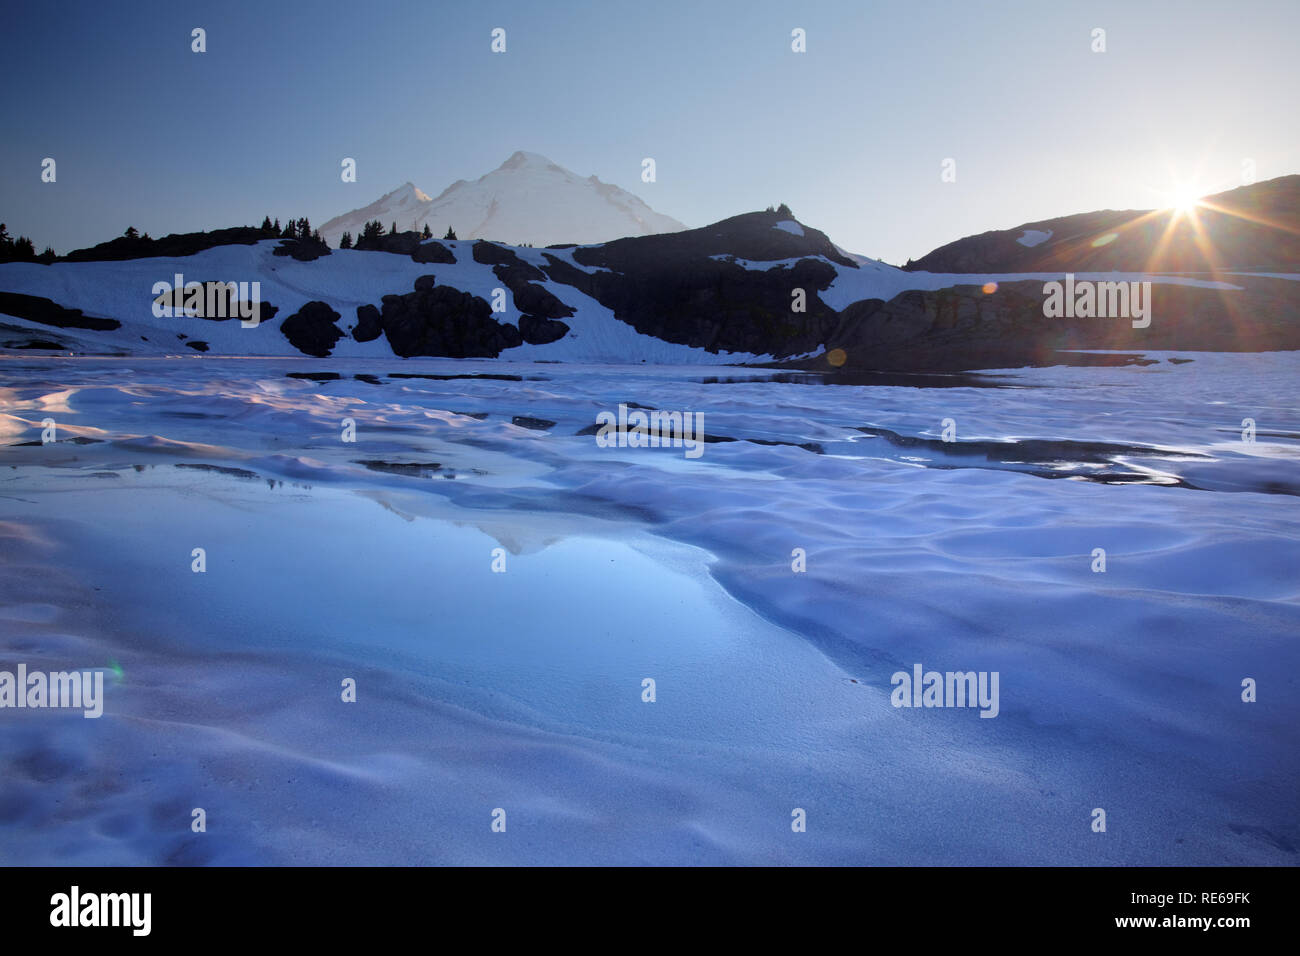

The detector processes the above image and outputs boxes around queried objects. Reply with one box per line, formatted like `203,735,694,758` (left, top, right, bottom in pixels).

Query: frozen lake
1,352,1297,864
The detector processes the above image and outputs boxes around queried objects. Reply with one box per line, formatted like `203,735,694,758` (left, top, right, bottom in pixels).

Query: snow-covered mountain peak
497,150,561,172
384,182,431,205
320,152,687,247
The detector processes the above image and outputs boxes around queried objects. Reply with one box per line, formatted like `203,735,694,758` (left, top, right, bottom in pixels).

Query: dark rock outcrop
287,371,341,381
507,281,568,319
280,301,344,357
412,241,456,264
1,336,65,350
366,278,522,357
151,281,278,322
543,248,839,358
353,304,382,342
62,226,275,262
570,209,855,270
471,241,521,266
517,313,570,345
272,238,331,261
0,291,120,330
354,460,443,478
353,231,457,264
531,210,852,358
469,242,575,344
816,276,1300,370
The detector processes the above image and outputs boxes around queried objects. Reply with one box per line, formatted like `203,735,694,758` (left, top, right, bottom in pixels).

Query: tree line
0,223,56,263
338,221,457,248
0,213,465,262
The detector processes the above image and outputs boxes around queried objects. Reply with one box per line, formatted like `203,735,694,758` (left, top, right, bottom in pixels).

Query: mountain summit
319,152,687,247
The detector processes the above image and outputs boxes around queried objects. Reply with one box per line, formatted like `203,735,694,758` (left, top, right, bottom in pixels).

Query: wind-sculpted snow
0,353,1297,864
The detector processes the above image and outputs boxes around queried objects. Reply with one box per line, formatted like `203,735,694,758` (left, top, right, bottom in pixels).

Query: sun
1167,184,1204,215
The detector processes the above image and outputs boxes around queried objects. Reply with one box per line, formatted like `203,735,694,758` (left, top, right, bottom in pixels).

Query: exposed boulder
411,241,456,264
370,279,522,357
353,304,382,342
495,267,573,323
353,230,422,255
472,241,522,266
280,301,344,357
518,313,570,345
151,281,278,322
492,260,545,284
272,237,331,261
466,242,574,345
353,230,457,264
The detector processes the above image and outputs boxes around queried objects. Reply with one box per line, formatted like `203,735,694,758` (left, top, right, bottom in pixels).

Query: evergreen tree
273,217,281,233
390,221,397,236
443,226,457,240
422,223,432,239
124,226,139,240
260,215,273,232
282,220,296,239
361,220,384,242
14,236,35,259
298,217,311,238
38,246,56,263
776,202,792,217
339,231,353,249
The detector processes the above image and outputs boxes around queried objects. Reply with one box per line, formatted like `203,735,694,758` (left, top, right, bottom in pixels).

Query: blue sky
2,0,1297,263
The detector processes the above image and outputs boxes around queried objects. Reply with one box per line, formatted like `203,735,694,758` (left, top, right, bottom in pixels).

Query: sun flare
1168,184,1204,215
